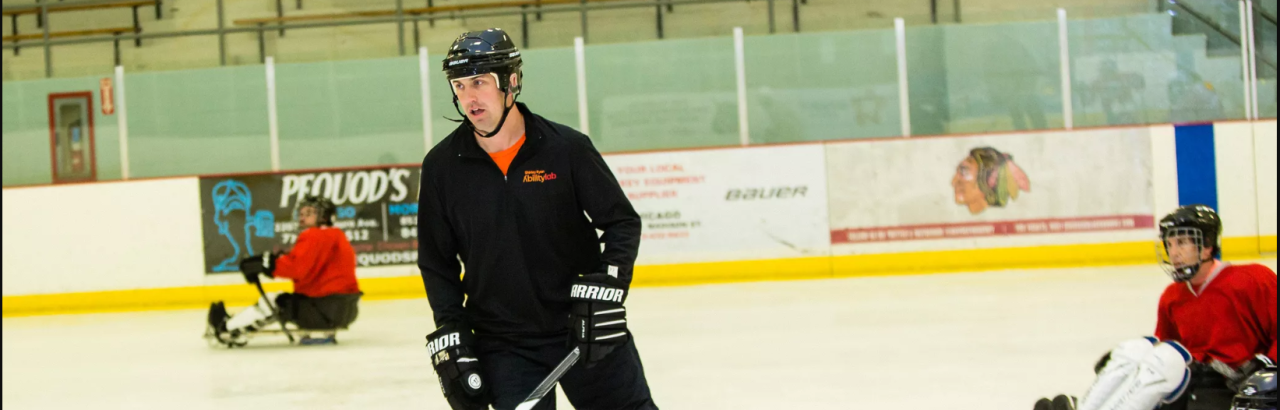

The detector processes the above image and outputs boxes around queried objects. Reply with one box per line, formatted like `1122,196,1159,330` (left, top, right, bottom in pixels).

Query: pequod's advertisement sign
198,165,421,274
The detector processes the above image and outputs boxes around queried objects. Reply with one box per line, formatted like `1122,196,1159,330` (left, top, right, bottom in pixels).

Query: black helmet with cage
1156,204,1222,282
442,28,523,139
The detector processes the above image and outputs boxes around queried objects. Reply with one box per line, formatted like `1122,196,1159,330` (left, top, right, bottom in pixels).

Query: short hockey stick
252,280,295,343
513,347,581,410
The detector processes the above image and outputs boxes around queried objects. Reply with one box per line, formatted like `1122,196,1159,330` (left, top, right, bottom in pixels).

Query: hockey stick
252,280,295,343
513,346,581,410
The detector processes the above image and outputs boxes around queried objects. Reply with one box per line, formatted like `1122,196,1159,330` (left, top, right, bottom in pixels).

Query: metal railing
4,0,831,77
1157,0,1277,74
7,0,1265,80
1,0,1024,79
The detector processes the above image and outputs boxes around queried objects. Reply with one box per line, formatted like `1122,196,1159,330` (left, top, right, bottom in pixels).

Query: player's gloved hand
1208,354,1276,392
569,273,630,367
238,252,279,284
426,323,489,410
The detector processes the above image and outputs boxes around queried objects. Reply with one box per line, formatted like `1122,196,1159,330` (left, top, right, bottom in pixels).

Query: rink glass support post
1239,1,1253,120
733,27,749,146
575,37,590,136
895,17,911,138
1244,0,1259,119
419,46,434,152
1057,8,1074,130
266,56,281,172
116,65,131,180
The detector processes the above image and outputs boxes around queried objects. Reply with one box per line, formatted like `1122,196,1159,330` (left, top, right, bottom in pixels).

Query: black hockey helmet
295,195,336,227
1156,204,1222,282
442,28,523,138
1231,365,1277,410
443,29,523,90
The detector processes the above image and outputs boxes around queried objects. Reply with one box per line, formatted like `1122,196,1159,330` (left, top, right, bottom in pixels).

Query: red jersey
273,226,360,297
1155,263,1278,367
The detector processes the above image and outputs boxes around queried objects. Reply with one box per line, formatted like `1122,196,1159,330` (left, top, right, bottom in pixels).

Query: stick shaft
514,347,581,410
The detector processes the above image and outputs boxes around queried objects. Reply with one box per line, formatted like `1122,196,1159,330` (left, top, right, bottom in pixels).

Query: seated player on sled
206,196,364,347
1034,205,1277,410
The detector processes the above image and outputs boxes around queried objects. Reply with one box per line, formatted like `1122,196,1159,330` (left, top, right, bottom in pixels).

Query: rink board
2,121,1276,315
825,127,1157,259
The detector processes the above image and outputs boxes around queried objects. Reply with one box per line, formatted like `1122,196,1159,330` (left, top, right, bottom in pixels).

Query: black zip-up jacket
417,102,641,338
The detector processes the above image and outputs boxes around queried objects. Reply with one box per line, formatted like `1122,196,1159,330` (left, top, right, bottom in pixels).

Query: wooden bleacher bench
410,0,596,15
231,0,624,27
1,0,158,17
228,0,634,63
2,26,136,42
4,25,139,63
5,0,160,53
233,9,399,26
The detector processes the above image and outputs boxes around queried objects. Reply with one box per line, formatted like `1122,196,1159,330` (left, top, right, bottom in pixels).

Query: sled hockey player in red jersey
205,196,364,347
1035,204,1278,410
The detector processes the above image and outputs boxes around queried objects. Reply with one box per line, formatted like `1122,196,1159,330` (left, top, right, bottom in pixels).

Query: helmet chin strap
471,93,518,139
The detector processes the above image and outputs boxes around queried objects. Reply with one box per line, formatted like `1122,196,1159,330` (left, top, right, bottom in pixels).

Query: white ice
4,259,1276,410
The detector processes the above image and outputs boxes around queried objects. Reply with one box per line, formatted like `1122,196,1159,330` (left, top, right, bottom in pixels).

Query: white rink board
1,178,206,296
2,122,1274,299
1254,121,1278,238
826,127,1156,255
603,144,831,265
1213,122,1261,240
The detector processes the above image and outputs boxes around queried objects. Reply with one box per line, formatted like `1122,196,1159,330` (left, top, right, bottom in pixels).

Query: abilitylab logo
523,170,558,183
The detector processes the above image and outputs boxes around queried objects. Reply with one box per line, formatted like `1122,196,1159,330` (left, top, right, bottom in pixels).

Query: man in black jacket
418,28,658,410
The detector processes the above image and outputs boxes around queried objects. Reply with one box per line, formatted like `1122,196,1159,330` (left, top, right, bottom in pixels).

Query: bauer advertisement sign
604,145,831,265
826,128,1155,253
198,166,421,274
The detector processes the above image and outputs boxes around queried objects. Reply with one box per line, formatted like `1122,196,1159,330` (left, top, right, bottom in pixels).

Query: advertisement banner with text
199,166,420,274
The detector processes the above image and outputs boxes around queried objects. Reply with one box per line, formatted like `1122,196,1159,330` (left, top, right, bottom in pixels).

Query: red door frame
47,91,98,183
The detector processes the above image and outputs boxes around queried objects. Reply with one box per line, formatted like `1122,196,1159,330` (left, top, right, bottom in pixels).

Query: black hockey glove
238,252,279,284
426,323,489,410
569,273,630,367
